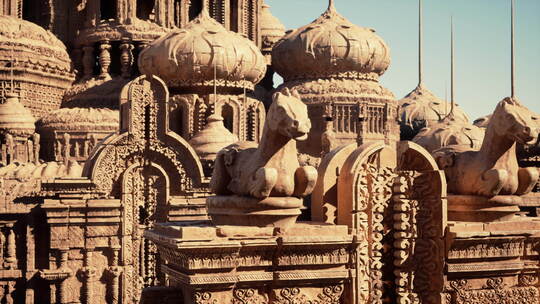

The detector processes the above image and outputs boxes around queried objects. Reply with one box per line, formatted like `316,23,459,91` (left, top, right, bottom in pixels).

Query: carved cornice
38,268,72,282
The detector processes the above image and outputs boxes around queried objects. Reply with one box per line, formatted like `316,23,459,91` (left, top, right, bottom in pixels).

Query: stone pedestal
448,195,522,222
144,222,356,304
206,196,303,228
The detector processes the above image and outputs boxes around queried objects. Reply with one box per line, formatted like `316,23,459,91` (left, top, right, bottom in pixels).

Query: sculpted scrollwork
393,142,446,304
84,75,205,197
448,278,539,304
272,285,344,304
233,288,268,304
194,291,218,304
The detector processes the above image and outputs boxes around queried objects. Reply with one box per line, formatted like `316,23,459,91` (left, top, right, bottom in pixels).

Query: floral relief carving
194,291,218,304
233,288,268,304
274,287,307,304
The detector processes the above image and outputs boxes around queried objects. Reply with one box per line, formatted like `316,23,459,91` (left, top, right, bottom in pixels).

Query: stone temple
0,0,539,303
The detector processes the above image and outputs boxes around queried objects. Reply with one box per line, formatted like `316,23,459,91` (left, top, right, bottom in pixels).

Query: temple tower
272,0,399,160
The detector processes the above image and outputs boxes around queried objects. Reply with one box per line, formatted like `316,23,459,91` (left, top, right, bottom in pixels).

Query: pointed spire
511,0,516,98
327,0,337,13
418,0,424,86
450,16,455,116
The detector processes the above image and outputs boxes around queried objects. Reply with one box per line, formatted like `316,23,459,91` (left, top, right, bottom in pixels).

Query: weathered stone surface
1,1,539,304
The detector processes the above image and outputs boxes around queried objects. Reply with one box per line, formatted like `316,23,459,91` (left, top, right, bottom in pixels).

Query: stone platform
443,216,540,303
144,221,356,304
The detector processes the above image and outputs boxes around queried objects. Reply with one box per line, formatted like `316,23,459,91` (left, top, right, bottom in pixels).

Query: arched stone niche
312,140,446,303
393,141,446,303
81,75,207,303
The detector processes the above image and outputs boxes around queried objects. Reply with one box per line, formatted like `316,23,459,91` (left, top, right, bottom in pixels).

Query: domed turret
0,92,36,138
272,0,390,82
0,16,74,118
271,0,398,158
189,113,238,175
413,115,485,153
138,8,266,92
398,1,469,140
399,84,470,140
260,2,286,61
38,108,119,162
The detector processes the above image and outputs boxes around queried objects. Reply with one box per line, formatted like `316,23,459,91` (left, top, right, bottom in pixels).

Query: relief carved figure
434,97,539,196
210,89,317,199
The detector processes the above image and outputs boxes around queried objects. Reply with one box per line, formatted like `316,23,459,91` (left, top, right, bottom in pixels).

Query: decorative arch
311,143,357,224
331,140,446,303
120,161,168,301
337,142,397,303
216,96,242,139
83,75,205,197
393,140,446,303
222,102,235,133
169,94,197,140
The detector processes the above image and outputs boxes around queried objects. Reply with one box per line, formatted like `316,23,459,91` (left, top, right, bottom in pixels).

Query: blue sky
265,0,540,120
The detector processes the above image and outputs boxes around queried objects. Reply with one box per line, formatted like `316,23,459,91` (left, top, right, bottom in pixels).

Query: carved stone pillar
82,45,95,80
62,133,71,164
98,40,112,80
5,281,15,304
120,39,134,79
33,133,40,165
81,248,97,304
107,245,122,304
135,41,150,76
4,223,16,269
38,247,72,304
58,248,70,304
117,0,127,23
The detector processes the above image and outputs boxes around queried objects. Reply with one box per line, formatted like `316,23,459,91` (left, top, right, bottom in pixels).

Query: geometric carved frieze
447,237,525,260
146,223,354,304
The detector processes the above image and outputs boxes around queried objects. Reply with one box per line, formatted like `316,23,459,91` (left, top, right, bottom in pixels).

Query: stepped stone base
144,222,356,304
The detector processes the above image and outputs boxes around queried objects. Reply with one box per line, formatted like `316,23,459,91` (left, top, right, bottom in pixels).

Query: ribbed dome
189,113,238,162
272,0,390,82
0,93,35,137
260,2,286,58
0,16,74,118
399,84,470,140
138,9,266,91
39,108,119,132
413,116,485,153
0,16,71,67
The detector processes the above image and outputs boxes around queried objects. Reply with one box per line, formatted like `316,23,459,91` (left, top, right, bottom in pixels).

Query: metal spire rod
418,0,423,86
511,0,516,98
445,81,448,116
450,16,455,115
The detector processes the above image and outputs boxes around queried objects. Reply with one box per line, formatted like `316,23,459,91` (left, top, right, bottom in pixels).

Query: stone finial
0,92,35,138
190,112,238,174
